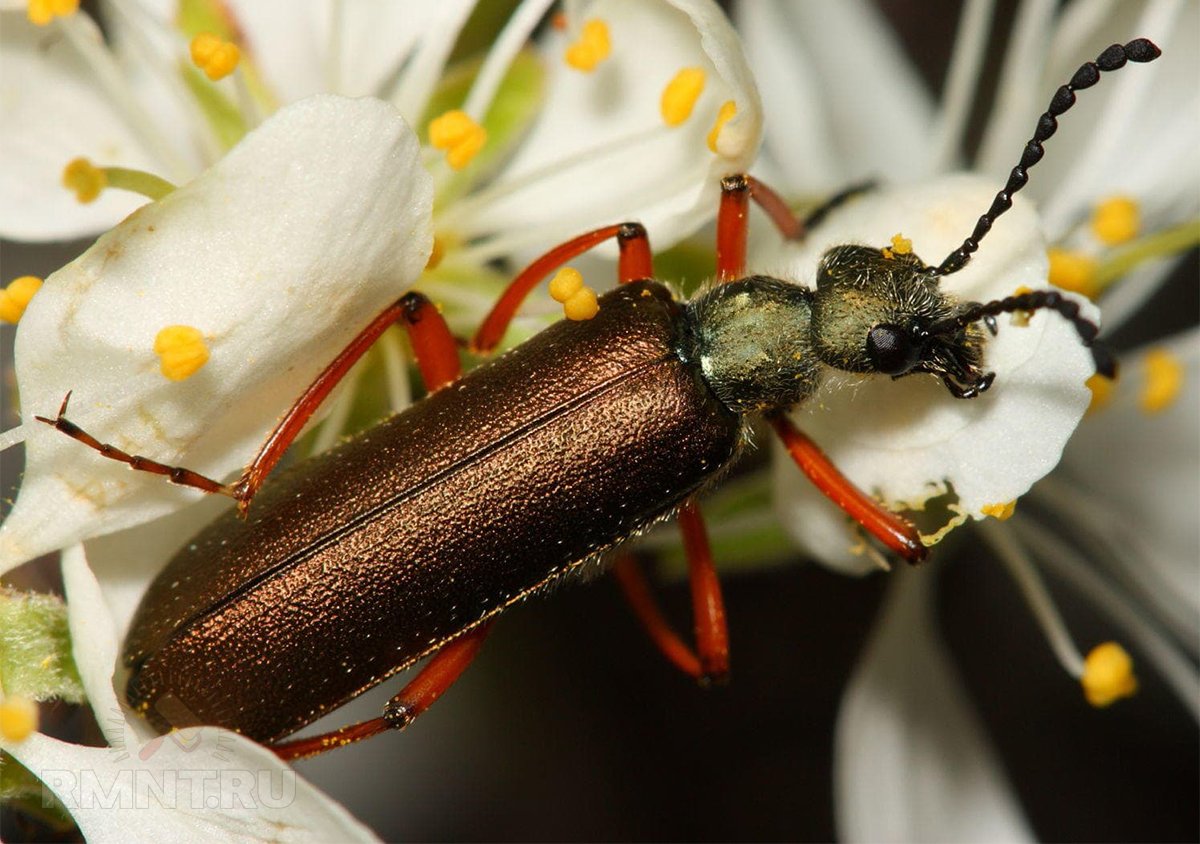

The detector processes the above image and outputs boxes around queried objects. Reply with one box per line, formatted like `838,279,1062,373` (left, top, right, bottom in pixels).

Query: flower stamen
0,696,39,741
1090,196,1140,246
154,325,210,381
1047,248,1100,299
1081,642,1138,707
61,158,176,203
428,110,488,171
1085,373,1116,414
661,68,707,127
564,19,611,72
1139,348,1183,414
190,33,241,82
981,500,1016,520
0,276,43,324
27,0,77,26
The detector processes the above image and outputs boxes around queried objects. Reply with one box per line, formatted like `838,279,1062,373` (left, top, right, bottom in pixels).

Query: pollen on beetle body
1008,285,1036,326
1091,196,1140,246
661,67,707,127
428,110,487,170
154,325,210,381
564,19,611,72
27,0,77,25
1139,348,1183,414
707,101,737,154
981,501,1016,520
62,157,106,204
549,268,598,320
0,276,43,324
190,33,241,81
549,267,584,303
0,696,38,742
562,289,599,321
882,233,913,259
1047,248,1100,299
1081,642,1138,707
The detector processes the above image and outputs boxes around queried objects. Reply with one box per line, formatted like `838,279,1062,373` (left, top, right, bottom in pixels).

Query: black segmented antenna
932,38,1161,278
928,289,1117,378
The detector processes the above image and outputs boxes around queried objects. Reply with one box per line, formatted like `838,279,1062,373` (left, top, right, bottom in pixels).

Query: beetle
36,39,1158,760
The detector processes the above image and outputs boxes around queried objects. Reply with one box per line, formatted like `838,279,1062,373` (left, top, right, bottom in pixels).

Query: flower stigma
1081,642,1139,707
153,325,211,381
564,19,612,72
661,67,707,126
0,276,44,324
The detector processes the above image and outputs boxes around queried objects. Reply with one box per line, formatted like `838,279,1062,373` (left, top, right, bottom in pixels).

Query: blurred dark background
2,0,1196,841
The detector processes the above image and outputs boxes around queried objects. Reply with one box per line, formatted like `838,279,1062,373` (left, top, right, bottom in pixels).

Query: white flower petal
835,568,1034,843
737,0,936,192
0,11,170,240
0,95,433,574
459,0,761,250
770,175,1094,568
4,730,379,842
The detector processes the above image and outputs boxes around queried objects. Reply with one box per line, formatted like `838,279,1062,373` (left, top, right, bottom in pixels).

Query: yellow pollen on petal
27,0,77,26
0,696,39,742
1139,348,1184,414
1091,196,1140,246
1081,642,1138,707
1047,248,1100,299
62,157,107,204
1085,373,1116,414
0,276,43,324
190,33,241,81
154,325,210,381
890,233,913,255
661,67,707,127
981,500,1017,521
549,267,584,303
1009,284,1034,327
428,110,487,171
706,100,737,154
563,288,600,321
564,19,611,72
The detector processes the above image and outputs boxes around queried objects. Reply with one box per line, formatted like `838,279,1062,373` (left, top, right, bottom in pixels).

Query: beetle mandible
36,39,1159,760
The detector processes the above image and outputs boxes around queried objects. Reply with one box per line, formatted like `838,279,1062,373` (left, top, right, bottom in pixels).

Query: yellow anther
154,325,210,381
890,233,913,255
426,236,446,271
62,157,107,204
1085,373,1116,414
1009,285,1035,327
0,696,38,742
1081,642,1138,707
981,501,1017,521
190,33,241,81
1047,248,1099,299
1091,196,1140,246
549,267,584,303
564,19,611,72
706,100,737,154
27,0,77,26
661,68,707,127
563,288,600,321
428,110,487,171
1139,348,1184,414
0,276,43,324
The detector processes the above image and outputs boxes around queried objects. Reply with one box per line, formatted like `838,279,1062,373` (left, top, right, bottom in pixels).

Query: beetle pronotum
36,39,1159,760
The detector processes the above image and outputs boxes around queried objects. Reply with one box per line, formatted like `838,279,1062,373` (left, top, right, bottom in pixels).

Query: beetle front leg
270,622,494,761
768,414,927,563
613,499,729,684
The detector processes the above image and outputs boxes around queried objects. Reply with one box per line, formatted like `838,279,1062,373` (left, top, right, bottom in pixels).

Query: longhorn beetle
36,39,1158,759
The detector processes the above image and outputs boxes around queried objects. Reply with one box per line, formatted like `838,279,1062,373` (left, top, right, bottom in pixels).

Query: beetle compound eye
866,324,920,376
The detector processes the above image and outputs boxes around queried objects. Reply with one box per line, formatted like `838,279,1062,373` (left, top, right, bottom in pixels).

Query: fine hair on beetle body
33,38,1160,760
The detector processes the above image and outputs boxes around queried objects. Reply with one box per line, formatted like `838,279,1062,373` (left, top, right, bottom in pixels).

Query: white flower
739,0,1198,840
0,0,762,572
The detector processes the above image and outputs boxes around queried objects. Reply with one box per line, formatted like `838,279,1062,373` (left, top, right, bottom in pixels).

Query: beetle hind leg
271,622,493,762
